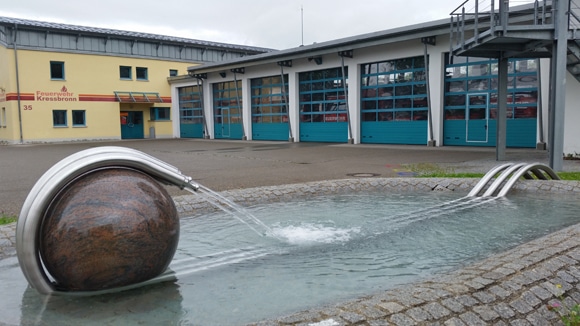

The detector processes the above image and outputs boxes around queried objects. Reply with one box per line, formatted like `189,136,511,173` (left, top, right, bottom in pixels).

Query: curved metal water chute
468,162,560,198
16,146,200,296
497,163,560,197
482,162,528,197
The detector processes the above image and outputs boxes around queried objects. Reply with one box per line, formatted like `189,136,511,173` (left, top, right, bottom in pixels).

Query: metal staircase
449,0,579,171
450,0,580,80
564,1,580,81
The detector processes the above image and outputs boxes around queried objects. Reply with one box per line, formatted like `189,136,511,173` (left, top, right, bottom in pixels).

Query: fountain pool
1,187,579,325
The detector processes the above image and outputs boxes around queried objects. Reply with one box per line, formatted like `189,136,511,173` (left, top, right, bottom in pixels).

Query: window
169,69,178,77
0,107,5,127
52,110,67,127
150,107,170,120
299,67,348,123
120,66,132,79
178,85,204,125
72,110,86,126
443,55,538,121
50,61,65,80
251,75,289,123
360,56,426,122
213,81,242,124
136,67,148,80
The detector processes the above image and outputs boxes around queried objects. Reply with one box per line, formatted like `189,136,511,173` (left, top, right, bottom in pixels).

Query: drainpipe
232,69,246,140
195,77,209,139
278,62,293,141
339,51,353,144
536,59,545,149
422,37,436,146
13,24,23,143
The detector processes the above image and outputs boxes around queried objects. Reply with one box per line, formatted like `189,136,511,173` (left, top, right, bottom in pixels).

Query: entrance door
215,107,243,139
120,111,144,139
221,107,230,138
466,94,489,143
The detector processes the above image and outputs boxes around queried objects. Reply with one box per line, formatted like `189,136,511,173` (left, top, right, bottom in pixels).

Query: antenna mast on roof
301,5,304,46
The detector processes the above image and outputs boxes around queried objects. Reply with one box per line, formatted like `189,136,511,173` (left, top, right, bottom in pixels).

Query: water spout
16,146,277,296
185,185,281,240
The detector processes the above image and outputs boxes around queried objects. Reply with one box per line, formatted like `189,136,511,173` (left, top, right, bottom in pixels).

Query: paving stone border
2,177,580,325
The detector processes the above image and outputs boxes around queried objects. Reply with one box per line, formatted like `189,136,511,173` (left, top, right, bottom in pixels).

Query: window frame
443,56,538,121
178,86,204,124
136,67,148,81
52,110,67,127
169,69,178,77
360,56,427,122
299,67,348,123
251,75,289,124
72,110,86,127
212,81,243,124
120,66,132,80
50,61,65,80
150,107,170,121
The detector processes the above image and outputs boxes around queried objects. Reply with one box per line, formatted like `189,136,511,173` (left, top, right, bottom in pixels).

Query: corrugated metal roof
184,17,452,74
0,16,275,53
183,1,538,75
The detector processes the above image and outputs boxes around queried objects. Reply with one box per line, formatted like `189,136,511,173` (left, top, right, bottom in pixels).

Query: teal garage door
179,85,205,138
251,75,290,141
299,67,349,143
443,56,538,148
360,56,428,145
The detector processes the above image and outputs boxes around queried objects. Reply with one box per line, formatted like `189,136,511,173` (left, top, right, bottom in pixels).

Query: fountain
16,146,200,295
8,146,577,324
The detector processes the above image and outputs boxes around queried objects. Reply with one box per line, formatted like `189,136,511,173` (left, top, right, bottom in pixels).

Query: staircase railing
450,0,554,53
569,0,580,35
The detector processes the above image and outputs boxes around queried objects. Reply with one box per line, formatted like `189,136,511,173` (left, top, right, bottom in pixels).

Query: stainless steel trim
16,146,198,295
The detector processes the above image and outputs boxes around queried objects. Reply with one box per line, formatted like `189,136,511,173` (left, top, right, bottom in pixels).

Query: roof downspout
535,58,545,148
195,77,209,138
12,24,24,144
232,69,246,140
422,36,436,146
277,61,293,141
339,51,353,143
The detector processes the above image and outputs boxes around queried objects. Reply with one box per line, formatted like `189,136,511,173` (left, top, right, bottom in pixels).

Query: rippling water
1,191,578,325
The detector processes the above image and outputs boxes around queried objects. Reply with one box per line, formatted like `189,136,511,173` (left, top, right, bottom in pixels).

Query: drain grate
346,173,381,177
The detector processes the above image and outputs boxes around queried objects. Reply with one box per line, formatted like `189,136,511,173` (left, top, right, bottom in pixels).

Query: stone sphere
40,168,179,291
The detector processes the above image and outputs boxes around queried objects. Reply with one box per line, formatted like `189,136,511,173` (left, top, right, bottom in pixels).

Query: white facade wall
174,34,580,154
564,71,580,155
187,36,453,146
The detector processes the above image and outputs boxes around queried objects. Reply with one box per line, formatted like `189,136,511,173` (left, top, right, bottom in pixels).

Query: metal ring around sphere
16,146,199,295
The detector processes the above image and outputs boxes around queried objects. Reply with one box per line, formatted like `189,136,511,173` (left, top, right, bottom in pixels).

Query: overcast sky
0,0,535,50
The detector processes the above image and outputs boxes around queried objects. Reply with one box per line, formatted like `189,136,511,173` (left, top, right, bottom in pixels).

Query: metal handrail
449,0,559,53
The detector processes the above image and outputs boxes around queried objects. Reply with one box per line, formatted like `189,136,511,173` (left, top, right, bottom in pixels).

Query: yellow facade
0,48,194,143
0,45,16,143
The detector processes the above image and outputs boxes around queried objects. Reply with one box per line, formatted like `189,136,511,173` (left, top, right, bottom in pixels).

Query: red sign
36,85,77,102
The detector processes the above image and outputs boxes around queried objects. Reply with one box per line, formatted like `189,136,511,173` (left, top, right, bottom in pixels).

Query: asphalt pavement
1,138,577,217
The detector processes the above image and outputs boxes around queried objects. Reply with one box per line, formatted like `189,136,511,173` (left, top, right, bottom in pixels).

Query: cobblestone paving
2,177,580,325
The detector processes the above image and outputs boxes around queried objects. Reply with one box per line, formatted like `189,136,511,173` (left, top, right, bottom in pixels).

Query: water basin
1,190,578,325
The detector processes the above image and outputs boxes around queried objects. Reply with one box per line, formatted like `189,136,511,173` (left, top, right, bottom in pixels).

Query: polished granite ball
40,168,179,291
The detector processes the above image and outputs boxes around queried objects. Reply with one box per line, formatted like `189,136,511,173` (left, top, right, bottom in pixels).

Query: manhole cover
346,173,381,177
